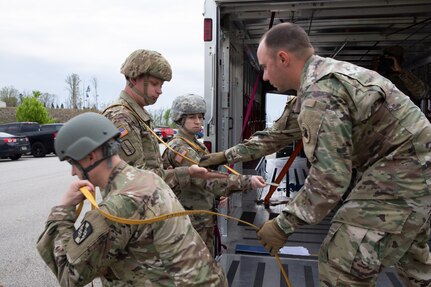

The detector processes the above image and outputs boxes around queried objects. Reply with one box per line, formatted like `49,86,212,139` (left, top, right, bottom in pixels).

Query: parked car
196,126,204,139
0,122,39,133
0,132,30,160
153,127,175,142
0,122,59,157
153,128,163,139
40,123,64,132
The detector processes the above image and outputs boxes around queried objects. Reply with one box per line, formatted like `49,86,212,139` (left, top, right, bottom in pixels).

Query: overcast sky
0,0,287,120
0,0,206,112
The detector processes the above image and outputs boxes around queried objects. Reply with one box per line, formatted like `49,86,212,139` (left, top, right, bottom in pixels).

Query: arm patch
174,148,188,164
73,220,93,245
121,139,136,156
118,126,129,138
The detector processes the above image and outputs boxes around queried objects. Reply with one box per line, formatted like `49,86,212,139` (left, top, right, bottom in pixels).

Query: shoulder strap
177,136,207,154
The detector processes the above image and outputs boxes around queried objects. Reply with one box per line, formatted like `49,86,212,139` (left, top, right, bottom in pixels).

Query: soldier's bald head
260,23,314,60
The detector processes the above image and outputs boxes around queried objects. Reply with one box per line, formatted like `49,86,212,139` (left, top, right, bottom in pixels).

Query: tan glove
198,151,227,168
257,219,290,256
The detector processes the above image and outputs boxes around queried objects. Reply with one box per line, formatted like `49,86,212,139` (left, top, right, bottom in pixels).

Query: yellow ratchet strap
77,186,291,287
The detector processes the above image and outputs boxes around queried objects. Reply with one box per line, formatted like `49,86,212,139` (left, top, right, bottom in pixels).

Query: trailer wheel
31,142,47,157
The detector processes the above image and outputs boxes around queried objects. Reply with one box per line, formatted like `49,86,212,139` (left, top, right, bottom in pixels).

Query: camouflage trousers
190,214,216,257
197,226,216,257
319,197,431,287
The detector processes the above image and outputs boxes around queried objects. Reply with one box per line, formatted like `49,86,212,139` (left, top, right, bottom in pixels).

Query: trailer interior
204,1,431,286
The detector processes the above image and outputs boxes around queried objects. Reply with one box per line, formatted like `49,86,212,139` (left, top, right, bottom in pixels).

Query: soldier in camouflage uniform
162,94,266,256
36,112,228,287
199,95,302,166
201,23,431,286
102,49,221,191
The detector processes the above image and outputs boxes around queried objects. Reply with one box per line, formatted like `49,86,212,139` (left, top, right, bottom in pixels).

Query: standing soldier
201,22,431,286
162,94,266,256
103,49,221,190
36,112,228,287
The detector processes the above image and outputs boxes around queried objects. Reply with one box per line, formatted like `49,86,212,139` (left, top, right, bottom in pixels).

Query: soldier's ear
277,50,290,66
87,150,99,162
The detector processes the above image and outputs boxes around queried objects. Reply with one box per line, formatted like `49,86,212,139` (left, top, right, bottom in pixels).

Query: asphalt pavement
0,142,197,286
0,155,97,287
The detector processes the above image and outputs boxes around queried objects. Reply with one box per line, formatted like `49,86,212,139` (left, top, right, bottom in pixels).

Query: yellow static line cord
76,187,291,287
149,124,240,175
105,104,241,175
266,182,279,187
101,104,287,283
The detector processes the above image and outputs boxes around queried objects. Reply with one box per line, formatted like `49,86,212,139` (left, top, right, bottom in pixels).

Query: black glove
199,151,227,168
257,219,290,256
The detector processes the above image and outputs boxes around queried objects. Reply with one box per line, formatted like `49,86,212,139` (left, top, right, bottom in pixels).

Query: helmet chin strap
74,141,120,181
75,156,111,181
128,75,154,105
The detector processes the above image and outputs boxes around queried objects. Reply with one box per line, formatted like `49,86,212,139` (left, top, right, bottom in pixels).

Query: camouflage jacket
36,161,228,287
162,130,253,228
102,91,191,190
224,96,302,164
276,55,431,235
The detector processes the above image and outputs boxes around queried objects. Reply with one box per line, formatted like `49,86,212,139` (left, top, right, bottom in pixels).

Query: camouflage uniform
272,55,431,286
103,92,191,190
162,130,254,256
223,96,302,164
37,161,228,287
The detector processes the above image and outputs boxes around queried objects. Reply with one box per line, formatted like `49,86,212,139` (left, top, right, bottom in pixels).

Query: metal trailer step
219,253,406,287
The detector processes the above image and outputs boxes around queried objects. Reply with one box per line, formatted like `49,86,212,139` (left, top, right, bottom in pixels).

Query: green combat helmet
55,112,120,161
170,94,207,123
121,49,172,81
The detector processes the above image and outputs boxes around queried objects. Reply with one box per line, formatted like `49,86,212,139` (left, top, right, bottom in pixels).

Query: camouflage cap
171,94,206,122
121,49,172,81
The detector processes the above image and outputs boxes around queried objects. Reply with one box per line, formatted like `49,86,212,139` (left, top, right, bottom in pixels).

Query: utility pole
86,85,90,109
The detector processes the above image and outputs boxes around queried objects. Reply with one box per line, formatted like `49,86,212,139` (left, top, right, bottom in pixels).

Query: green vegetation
148,108,175,127
16,91,54,124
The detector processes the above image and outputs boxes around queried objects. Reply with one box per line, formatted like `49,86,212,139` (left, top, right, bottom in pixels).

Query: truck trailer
202,1,431,286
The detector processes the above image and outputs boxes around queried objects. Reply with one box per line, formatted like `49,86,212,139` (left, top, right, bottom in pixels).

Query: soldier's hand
188,164,228,179
256,219,290,256
61,180,94,206
199,151,227,168
251,176,266,189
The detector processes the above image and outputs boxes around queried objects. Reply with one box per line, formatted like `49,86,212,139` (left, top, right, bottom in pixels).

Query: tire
9,154,21,160
31,142,47,157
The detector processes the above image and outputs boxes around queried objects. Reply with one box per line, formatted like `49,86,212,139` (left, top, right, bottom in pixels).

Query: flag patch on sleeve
174,149,188,164
118,126,129,138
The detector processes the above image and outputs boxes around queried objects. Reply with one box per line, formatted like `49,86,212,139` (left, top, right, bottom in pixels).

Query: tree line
0,74,175,127
0,74,100,110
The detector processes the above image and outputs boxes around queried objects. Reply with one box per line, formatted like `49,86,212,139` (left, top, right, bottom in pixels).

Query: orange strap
264,140,303,206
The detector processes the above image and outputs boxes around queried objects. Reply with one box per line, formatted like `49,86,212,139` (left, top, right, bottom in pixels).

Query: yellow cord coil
77,187,291,287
